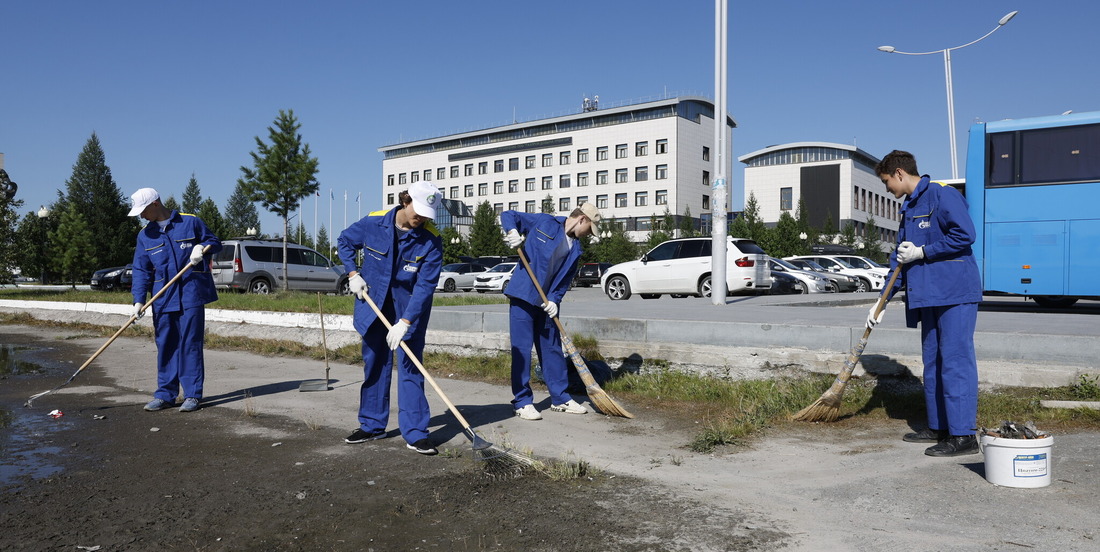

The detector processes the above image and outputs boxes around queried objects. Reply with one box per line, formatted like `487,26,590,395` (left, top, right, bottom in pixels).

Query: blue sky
2,1,1095,235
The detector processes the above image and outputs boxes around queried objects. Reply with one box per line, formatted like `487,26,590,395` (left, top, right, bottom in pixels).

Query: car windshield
800,260,828,272
821,258,854,269
487,263,515,273
441,264,462,272
771,257,801,271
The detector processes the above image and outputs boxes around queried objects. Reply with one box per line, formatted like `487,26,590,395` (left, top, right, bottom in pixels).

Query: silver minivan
212,239,349,294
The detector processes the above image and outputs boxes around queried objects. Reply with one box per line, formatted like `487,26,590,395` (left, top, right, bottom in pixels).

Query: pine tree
315,225,331,258
293,221,313,249
224,180,261,238
470,201,507,257
51,203,97,287
600,220,639,264
771,211,803,257
859,216,885,262
56,133,137,268
0,184,24,283
196,198,225,239
679,205,695,237
439,226,467,264
238,109,320,291
541,194,555,214
840,222,858,249
163,196,181,212
182,174,203,214
16,211,48,283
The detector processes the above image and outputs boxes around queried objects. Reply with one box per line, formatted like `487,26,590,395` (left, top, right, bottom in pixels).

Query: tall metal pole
710,0,729,305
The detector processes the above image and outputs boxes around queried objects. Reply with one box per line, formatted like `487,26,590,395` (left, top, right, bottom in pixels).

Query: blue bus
965,111,1100,308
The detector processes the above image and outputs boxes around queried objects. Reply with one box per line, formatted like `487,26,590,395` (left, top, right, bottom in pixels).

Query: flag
316,191,320,197
355,192,360,203
330,189,334,200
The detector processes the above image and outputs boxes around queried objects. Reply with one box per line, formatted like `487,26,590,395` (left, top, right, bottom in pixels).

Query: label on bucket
1012,453,1048,478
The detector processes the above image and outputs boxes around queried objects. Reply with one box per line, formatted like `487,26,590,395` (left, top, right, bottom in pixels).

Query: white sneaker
550,399,588,414
514,404,542,420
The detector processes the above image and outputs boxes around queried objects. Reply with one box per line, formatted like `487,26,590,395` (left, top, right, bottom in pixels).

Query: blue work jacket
131,211,222,312
888,176,983,326
501,211,581,307
337,207,442,337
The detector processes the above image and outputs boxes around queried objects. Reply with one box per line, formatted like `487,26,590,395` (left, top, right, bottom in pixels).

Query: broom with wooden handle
792,266,901,422
515,248,634,418
25,245,212,407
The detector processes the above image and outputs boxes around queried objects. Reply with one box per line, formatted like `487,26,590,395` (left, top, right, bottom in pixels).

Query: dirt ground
3,323,1099,552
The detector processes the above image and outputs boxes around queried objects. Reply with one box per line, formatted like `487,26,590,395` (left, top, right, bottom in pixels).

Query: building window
508,180,518,193
702,195,710,210
780,187,792,210
496,181,505,194
703,146,710,161
636,141,648,156
637,218,652,231
464,184,474,197
449,186,459,199
635,191,648,206
577,195,589,206
479,183,488,196
525,178,535,192
559,197,571,211
399,173,407,185
542,176,552,190
450,166,459,178
635,166,648,182
387,193,394,204
656,139,668,154
615,193,627,208
542,153,552,167
526,155,536,169
559,174,571,188
494,159,504,173
615,168,628,183
423,169,431,181
524,200,536,213
656,189,668,205
577,172,588,187
596,195,608,209
596,170,608,185
577,149,589,163
437,168,445,180
387,175,394,186
656,164,668,180
508,201,518,211
509,157,519,171
411,172,419,183
478,162,487,175
494,203,503,215
615,144,627,159
596,146,608,161
560,151,570,165
702,170,710,187
464,164,473,177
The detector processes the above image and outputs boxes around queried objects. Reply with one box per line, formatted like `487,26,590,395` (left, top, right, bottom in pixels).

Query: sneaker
179,398,200,412
903,428,946,443
549,399,587,414
344,428,387,444
406,438,438,456
514,404,542,420
925,435,980,457
143,398,174,411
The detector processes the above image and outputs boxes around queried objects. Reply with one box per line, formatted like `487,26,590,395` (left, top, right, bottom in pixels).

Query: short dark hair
397,191,411,205
874,150,919,177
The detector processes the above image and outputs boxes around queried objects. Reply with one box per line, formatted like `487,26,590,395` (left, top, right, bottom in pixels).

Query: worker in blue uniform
338,181,443,455
502,203,601,421
129,188,222,413
868,150,983,457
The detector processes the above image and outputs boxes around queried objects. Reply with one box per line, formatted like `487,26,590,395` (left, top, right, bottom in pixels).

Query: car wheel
698,275,712,298
825,281,838,293
670,294,688,298
248,278,272,294
338,277,350,296
476,290,487,293
605,275,631,300
854,278,870,293
797,282,809,294
1033,296,1078,308
640,293,660,299
443,278,456,292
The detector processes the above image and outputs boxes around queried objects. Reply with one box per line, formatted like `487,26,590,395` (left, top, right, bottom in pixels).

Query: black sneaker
903,428,946,443
406,438,438,456
925,435,980,457
344,428,386,444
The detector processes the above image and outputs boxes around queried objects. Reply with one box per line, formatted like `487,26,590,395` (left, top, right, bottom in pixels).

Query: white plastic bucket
980,433,1053,488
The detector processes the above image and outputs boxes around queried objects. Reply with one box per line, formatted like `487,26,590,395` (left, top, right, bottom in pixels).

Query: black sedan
90,264,133,291
573,262,612,287
768,270,806,295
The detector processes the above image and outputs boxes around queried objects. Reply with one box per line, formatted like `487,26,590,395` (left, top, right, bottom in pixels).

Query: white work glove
189,244,206,266
866,302,885,329
133,302,145,320
386,320,409,350
349,273,369,300
504,229,525,249
896,241,925,264
542,301,558,318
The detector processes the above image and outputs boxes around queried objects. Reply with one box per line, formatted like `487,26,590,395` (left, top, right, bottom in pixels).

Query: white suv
785,255,885,292
601,237,772,300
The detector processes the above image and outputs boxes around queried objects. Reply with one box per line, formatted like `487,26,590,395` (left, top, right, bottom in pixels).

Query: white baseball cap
128,188,160,217
409,181,442,219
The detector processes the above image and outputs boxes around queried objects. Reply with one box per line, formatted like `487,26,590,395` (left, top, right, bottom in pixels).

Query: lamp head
877,45,896,53
999,11,1018,26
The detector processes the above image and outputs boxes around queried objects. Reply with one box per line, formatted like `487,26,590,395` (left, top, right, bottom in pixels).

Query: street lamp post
878,10,1018,179
37,206,49,284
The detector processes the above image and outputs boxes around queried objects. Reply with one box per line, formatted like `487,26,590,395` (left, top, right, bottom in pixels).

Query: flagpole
328,188,333,256
314,191,318,248
343,190,347,232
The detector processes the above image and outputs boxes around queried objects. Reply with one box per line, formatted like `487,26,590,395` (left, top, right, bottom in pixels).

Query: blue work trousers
357,314,430,445
152,306,206,402
509,299,570,408
919,302,979,436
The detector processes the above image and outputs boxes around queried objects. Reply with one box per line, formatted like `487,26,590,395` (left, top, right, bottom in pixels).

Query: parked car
573,262,612,288
436,262,487,292
767,257,830,293
211,238,348,294
90,264,133,291
768,270,805,295
785,255,885,292
783,258,860,293
832,255,889,277
473,262,517,293
601,237,772,300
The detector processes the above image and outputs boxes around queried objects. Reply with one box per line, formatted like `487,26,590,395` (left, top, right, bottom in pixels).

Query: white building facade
379,96,734,240
738,142,900,247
